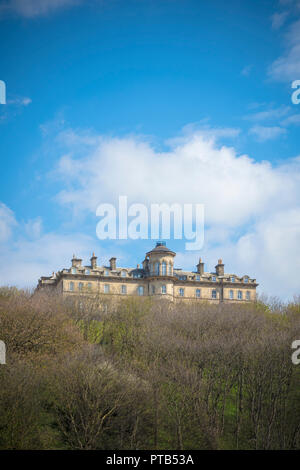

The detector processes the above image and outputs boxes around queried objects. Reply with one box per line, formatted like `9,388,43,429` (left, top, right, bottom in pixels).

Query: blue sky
0,0,300,299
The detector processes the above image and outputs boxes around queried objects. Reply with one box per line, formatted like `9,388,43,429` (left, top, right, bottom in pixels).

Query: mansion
37,242,258,302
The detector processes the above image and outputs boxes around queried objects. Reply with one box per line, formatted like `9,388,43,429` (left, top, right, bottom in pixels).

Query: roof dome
146,241,176,257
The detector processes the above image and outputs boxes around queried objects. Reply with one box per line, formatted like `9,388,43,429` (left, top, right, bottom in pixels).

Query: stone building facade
37,242,258,302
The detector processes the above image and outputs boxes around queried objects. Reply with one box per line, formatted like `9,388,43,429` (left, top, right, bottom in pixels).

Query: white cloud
0,206,95,288
248,125,287,141
269,18,300,81
173,206,300,301
0,203,17,243
0,95,32,124
0,202,129,288
281,112,300,125
20,97,32,106
7,96,32,106
0,0,82,18
244,105,291,122
45,127,300,299
271,11,289,29
53,130,288,228
2,125,300,299
241,65,253,76
234,208,300,299
24,217,43,239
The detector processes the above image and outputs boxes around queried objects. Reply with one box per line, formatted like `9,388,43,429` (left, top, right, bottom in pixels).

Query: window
121,285,127,294
229,290,234,300
87,282,92,290
155,262,159,275
196,275,200,281
104,284,110,294
231,277,235,283
138,286,144,296
168,264,172,276
162,285,166,294
196,289,201,298
69,281,74,291
151,285,155,294
179,288,184,297
79,282,83,291
212,276,216,282
162,261,167,275
238,290,243,300
85,269,90,275
105,269,109,276
121,270,126,277
133,271,142,278
212,289,217,299
246,291,250,300
179,275,187,281
71,267,76,274
244,277,248,283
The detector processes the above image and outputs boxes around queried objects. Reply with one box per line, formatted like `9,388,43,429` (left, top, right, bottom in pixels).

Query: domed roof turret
146,241,176,257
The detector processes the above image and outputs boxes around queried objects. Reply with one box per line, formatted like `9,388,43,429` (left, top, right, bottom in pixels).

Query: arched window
162,285,166,294
179,288,184,297
246,291,250,300
162,261,167,275
156,262,160,275
121,270,126,277
244,277,248,283
212,289,217,299
238,290,243,300
196,289,201,298
79,282,83,291
168,263,172,276
138,286,144,296
229,290,234,299
69,281,74,291
212,276,216,282
231,277,235,283
71,267,76,274
85,269,90,275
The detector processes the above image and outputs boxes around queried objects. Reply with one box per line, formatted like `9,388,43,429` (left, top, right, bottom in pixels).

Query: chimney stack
215,259,224,276
72,255,82,268
90,252,97,270
109,257,116,270
197,258,204,275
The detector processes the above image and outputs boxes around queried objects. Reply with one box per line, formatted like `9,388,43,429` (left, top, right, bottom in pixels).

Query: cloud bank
50,128,300,300
1,126,300,299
